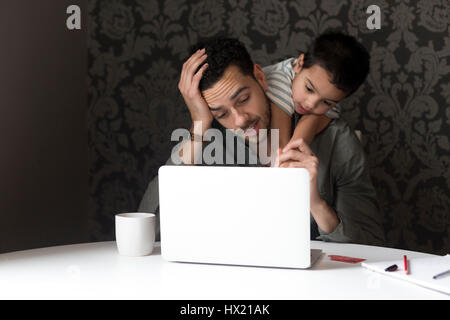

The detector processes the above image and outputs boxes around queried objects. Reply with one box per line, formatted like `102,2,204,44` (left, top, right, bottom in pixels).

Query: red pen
404,255,409,275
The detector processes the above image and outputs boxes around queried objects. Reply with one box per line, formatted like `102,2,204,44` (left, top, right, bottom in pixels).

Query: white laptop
158,165,322,269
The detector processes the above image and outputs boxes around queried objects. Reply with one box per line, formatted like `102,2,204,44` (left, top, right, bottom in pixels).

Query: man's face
291,57,347,115
202,65,270,139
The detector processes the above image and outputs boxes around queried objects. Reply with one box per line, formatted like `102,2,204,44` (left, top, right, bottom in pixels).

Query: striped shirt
262,58,341,119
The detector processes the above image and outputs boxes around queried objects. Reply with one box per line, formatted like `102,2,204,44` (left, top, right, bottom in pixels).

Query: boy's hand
178,49,213,132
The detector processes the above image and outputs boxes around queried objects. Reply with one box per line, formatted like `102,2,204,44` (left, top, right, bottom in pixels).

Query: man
139,38,385,246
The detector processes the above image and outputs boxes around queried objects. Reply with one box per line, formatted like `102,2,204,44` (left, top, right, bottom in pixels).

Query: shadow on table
0,241,114,264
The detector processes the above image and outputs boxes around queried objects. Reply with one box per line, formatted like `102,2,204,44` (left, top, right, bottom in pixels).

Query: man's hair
303,32,370,95
190,38,254,91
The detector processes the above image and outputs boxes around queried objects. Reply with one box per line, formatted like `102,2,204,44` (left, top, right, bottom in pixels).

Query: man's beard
263,94,272,128
243,94,271,146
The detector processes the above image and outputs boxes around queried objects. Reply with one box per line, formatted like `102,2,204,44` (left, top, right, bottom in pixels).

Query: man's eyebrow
208,86,250,111
230,86,249,100
306,78,339,103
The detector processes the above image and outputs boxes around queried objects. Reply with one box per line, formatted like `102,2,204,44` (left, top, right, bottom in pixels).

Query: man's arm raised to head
177,49,214,165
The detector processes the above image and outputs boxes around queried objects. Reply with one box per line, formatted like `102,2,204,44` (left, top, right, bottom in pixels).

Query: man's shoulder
313,119,365,162
331,119,363,146
327,118,355,136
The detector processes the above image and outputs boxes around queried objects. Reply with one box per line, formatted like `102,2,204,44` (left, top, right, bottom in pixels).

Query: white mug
115,212,156,256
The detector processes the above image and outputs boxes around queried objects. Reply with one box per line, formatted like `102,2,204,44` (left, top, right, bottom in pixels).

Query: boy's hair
303,32,370,95
190,38,254,91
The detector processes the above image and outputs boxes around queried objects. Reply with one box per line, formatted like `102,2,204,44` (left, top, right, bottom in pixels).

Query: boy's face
202,64,271,140
292,54,347,115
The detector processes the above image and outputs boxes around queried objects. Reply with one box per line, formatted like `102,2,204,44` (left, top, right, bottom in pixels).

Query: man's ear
253,64,268,91
293,53,304,74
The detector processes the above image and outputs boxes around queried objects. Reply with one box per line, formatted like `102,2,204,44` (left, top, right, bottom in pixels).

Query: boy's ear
293,53,304,73
253,64,268,91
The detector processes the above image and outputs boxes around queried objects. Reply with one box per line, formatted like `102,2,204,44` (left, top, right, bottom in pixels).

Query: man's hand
278,139,319,200
277,138,339,233
178,48,213,133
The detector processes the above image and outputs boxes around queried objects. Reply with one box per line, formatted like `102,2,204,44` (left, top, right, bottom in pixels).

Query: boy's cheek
291,88,304,107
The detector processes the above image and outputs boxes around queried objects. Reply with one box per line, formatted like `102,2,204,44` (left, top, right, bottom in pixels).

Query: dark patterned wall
87,0,449,254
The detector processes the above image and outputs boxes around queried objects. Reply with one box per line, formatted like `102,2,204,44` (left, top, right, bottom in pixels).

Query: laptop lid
158,165,312,268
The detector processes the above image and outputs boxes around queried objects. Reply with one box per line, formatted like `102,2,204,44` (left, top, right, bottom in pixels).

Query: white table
0,241,448,300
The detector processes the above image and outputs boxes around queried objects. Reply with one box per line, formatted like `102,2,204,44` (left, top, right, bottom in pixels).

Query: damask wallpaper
87,0,449,254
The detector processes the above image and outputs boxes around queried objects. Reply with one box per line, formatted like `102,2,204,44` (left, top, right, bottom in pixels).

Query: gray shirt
138,119,385,246
308,119,384,245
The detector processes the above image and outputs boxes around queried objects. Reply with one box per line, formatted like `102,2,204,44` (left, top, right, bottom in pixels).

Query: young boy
263,32,370,149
